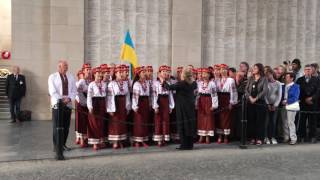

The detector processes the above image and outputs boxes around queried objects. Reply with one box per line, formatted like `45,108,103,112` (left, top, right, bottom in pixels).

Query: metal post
55,99,65,160
239,95,248,149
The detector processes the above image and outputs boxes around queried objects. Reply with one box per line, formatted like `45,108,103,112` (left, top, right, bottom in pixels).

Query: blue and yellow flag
120,31,139,72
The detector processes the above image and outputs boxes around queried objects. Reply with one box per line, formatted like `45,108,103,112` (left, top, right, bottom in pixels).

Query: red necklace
220,78,227,89
140,80,147,92
95,81,103,95
117,80,124,93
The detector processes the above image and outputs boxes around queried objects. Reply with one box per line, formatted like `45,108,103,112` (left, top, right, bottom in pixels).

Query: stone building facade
1,0,320,120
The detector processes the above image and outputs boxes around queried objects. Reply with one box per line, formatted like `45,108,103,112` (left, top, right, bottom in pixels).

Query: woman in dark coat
163,68,197,150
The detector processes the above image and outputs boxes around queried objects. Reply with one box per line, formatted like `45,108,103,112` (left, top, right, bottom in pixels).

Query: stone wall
1,0,84,120
202,0,320,67
3,0,320,120
84,0,172,68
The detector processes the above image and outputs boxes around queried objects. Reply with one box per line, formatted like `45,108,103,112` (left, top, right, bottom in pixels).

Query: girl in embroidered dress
196,68,218,144
152,65,175,147
87,67,108,150
132,66,151,148
75,69,90,148
215,64,238,144
107,65,131,149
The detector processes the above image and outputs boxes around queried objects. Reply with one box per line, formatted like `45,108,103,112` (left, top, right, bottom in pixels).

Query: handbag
285,101,300,111
18,110,32,121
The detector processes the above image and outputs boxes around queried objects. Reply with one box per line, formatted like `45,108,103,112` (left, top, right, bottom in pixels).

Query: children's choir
73,61,320,150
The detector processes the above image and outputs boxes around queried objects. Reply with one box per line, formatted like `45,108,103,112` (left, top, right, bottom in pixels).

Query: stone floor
0,119,246,162
1,120,320,179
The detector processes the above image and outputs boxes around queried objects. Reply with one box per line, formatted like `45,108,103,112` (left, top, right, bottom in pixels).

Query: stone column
171,0,202,69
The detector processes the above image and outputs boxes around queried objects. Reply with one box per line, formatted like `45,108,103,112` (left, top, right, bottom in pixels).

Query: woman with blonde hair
163,67,197,150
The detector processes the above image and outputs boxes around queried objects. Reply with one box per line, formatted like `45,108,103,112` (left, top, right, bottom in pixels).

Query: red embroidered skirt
217,92,232,135
108,95,128,141
153,95,170,142
88,97,107,145
132,96,150,142
197,94,215,136
75,101,88,139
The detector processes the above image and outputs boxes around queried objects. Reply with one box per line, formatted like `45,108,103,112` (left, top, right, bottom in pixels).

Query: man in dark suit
296,64,320,143
5,66,26,123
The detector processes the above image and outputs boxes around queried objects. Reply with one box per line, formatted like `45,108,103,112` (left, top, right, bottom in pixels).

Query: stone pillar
171,0,202,69
8,0,84,120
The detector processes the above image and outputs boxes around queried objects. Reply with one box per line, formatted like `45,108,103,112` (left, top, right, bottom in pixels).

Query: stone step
0,99,9,103
0,104,9,108
0,112,11,120
0,107,10,112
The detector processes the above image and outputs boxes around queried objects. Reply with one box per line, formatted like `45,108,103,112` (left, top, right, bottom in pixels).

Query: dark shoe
9,120,16,123
63,145,71,151
176,147,193,150
311,138,317,144
176,147,185,150
55,155,65,160
298,138,305,143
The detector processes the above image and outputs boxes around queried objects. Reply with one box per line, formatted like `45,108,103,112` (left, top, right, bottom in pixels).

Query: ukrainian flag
120,30,139,70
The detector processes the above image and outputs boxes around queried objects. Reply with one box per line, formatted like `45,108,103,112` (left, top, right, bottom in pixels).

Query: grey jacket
245,76,268,101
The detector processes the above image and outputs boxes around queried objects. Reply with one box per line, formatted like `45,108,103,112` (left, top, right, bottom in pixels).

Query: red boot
142,142,149,148
217,136,222,144
224,137,229,144
75,138,80,145
93,144,99,151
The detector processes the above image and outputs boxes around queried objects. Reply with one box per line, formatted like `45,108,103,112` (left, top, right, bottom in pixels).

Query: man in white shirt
48,60,77,151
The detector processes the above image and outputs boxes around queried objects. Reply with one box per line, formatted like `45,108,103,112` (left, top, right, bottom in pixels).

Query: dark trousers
9,98,21,121
180,135,193,149
298,104,318,139
247,101,267,141
52,107,71,147
232,103,242,140
266,109,278,139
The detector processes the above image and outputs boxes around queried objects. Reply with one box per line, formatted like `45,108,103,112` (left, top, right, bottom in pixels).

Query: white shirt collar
286,82,294,87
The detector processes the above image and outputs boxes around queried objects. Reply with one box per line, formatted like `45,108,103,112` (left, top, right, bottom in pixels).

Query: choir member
75,69,90,147
109,63,116,81
170,67,183,142
152,65,175,147
192,68,198,80
215,64,238,144
100,64,111,83
196,68,203,81
87,67,108,150
82,63,92,81
146,65,154,135
132,66,151,148
196,68,218,144
213,64,221,80
107,65,131,149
